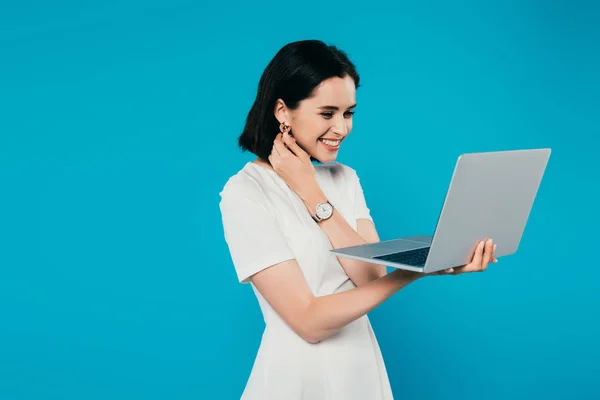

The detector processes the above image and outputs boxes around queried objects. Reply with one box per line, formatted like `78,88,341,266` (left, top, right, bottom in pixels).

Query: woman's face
275,75,357,164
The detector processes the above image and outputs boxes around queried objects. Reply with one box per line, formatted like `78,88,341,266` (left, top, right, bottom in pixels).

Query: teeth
321,139,340,147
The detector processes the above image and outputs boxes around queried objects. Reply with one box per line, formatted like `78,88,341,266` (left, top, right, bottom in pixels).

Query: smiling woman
272,75,357,161
237,40,360,165
218,39,493,400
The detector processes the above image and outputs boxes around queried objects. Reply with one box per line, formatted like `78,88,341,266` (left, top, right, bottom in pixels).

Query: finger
453,241,481,275
269,147,281,168
283,132,309,160
473,240,485,263
269,140,279,160
432,268,454,276
480,239,493,271
466,240,479,263
492,244,498,263
271,134,281,156
273,134,289,156
470,240,486,271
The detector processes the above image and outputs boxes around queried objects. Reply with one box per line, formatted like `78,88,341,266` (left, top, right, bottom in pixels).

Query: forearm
303,191,385,286
304,269,421,343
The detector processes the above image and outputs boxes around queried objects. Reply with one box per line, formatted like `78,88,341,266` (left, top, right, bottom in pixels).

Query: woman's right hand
429,238,497,276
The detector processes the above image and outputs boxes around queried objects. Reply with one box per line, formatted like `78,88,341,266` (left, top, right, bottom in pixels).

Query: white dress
219,161,394,400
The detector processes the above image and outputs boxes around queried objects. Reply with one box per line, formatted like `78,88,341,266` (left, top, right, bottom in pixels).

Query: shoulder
317,161,359,182
219,163,271,210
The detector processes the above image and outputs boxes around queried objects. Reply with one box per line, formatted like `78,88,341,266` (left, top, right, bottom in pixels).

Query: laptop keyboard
372,247,430,267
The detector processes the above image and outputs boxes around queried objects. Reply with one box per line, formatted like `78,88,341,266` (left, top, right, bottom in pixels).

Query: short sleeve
219,182,295,284
347,166,374,224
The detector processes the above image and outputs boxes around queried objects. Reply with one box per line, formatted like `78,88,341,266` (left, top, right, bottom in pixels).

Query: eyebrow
318,103,357,111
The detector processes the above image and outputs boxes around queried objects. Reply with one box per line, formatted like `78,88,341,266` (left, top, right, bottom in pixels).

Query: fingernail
493,244,497,251
480,240,485,248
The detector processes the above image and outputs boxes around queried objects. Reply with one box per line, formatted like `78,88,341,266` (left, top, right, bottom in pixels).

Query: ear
274,98,289,124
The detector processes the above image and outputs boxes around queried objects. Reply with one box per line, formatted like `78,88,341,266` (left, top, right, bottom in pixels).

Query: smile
319,138,342,150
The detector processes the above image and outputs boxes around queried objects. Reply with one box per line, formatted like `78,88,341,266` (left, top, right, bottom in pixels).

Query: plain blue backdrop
1,1,599,399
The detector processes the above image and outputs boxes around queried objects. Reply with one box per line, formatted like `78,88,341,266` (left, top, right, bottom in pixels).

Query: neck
253,158,274,171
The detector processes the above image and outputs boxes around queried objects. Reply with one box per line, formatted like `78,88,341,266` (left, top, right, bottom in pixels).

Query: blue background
1,1,599,399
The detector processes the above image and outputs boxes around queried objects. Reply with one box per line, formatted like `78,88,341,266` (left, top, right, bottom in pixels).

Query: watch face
316,201,333,219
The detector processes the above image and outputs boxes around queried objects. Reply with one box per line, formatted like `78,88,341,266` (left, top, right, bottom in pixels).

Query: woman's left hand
428,239,498,276
269,132,322,204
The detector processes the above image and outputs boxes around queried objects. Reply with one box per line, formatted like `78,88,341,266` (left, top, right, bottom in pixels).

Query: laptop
330,148,551,274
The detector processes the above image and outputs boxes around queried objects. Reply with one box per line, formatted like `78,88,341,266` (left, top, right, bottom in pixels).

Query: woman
219,40,497,399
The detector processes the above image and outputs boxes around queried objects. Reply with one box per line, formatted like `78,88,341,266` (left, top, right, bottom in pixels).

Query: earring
279,122,291,135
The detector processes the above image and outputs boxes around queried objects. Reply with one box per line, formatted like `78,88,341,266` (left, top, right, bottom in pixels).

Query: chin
313,152,338,164
311,140,342,164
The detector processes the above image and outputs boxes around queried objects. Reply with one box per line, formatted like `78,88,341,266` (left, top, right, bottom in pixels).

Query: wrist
301,187,328,213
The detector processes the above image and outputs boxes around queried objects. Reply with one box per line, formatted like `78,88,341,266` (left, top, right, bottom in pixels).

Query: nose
330,115,349,137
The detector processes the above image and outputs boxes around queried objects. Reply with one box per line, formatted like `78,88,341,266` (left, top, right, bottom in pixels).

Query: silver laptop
330,148,551,274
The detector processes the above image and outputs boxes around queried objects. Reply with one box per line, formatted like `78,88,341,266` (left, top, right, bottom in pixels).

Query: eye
320,111,355,119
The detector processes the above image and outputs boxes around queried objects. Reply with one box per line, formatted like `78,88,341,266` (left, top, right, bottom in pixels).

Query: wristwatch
311,200,334,223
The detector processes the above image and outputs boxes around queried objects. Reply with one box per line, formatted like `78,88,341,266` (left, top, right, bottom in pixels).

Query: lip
319,138,342,151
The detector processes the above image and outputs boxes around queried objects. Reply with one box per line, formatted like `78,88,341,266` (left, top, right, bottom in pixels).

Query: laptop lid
423,148,551,273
